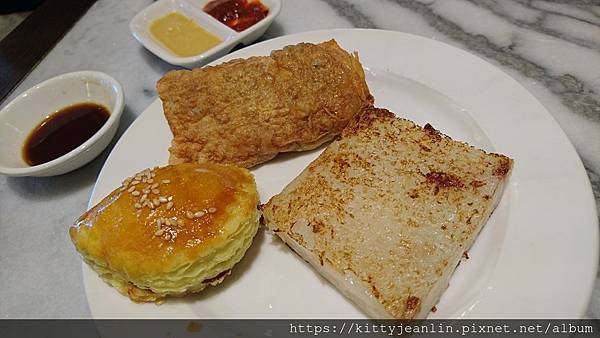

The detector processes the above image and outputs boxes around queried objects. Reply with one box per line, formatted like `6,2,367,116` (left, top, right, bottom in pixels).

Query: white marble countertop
1,0,598,318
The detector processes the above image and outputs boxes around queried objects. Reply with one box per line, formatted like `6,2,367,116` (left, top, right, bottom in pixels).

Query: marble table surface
1,0,598,318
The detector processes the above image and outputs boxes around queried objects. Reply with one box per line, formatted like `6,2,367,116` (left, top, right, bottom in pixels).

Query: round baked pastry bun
70,163,260,303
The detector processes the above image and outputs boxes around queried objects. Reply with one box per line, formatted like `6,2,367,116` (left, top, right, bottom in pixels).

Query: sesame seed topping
142,188,150,194
152,189,160,195
134,203,142,209
141,194,148,202
153,198,160,206
147,179,154,184
186,211,194,219
167,196,173,201
127,186,135,193
131,191,140,196
120,187,127,191
151,183,159,189
208,207,217,213
177,219,184,227
131,180,140,185
194,211,205,218
166,202,174,210
154,229,164,236
164,233,171,241
165,218,172,226
156,219,163,227
162,179,171,184
158,196,168,203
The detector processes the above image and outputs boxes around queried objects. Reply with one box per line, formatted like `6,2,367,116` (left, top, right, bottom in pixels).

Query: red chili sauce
203,0,269,32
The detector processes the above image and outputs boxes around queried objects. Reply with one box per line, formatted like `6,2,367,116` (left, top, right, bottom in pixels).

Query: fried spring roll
157,40,374,168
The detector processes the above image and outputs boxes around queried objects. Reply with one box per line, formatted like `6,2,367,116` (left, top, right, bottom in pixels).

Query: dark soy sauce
23,102,110,166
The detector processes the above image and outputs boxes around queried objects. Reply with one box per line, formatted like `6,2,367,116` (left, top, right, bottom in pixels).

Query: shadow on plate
169,225,266,304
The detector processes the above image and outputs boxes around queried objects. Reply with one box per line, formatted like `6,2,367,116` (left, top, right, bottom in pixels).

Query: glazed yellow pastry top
69,163,259,280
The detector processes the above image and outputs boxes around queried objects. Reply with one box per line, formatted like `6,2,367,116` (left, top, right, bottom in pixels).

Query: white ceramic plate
130,0,281,68
83,29,598,319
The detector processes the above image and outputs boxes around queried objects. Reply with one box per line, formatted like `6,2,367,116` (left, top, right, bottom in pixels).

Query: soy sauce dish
0,71,124,177
130,0,281,68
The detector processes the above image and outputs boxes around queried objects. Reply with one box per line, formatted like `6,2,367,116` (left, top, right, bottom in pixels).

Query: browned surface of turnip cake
262,106,513,319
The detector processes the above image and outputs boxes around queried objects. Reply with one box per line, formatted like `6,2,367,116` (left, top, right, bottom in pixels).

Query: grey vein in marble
470,0,600,51
389,0,600,121
322,0,378,28
586,161,600,202
528,0,600,25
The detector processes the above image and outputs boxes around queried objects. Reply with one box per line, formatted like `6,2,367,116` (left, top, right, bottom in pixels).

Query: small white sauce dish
130,0,281,68
0,71,124,177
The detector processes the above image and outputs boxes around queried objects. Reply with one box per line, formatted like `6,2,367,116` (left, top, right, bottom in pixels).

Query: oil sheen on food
150,12,222,57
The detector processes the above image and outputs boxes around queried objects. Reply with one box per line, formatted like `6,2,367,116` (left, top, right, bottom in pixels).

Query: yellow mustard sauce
150,12,222,57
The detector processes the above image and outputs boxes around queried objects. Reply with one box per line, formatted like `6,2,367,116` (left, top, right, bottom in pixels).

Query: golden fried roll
69,163,260,303
157,39,374,168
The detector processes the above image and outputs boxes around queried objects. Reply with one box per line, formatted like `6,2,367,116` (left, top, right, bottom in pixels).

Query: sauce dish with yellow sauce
129,0,281,68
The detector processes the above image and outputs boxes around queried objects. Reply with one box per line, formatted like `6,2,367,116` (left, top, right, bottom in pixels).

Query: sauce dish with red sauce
130,0,281,68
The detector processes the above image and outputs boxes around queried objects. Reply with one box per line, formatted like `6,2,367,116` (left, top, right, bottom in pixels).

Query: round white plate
83,29,598,319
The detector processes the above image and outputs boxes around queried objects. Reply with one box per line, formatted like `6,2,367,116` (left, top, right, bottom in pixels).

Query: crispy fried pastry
262,107,513,318
70,163,260,303
157,40,373,168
